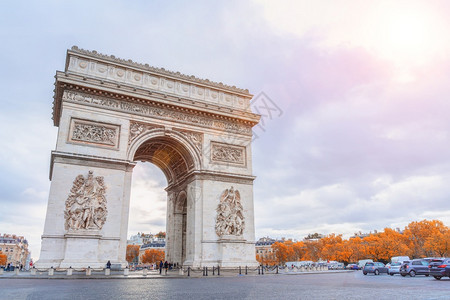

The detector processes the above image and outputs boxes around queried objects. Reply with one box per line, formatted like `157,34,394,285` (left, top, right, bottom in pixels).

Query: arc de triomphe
36,47,260,268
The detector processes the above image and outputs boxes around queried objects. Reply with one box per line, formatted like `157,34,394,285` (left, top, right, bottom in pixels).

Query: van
358,259,373,269
391,256,410,264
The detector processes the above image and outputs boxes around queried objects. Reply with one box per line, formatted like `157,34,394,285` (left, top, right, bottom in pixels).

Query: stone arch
127,129,202,186
36,47,260,269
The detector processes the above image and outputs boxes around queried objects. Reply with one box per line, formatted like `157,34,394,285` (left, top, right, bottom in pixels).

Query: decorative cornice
58,87,254,136
50,151,136,180
52,72,260,128
69,46,251,95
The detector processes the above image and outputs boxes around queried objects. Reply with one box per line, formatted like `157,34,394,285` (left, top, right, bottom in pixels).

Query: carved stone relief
68,118,120,148
64,171,108,231
175,129,203,155
128,121,161,145
62,90,252,136
211,142,246,166
215,186,245,237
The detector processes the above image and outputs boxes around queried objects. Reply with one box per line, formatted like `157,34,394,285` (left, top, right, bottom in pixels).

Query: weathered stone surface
36,48,260,269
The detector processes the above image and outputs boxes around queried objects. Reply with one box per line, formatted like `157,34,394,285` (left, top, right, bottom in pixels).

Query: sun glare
257,0,450,80
372,5,447,68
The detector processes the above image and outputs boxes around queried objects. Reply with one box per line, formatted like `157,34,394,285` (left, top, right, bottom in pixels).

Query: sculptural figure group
215,186,245,237
64,171,108,231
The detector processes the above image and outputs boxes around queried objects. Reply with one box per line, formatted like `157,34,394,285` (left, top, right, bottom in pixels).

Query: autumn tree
126,245,140,263
424,229,450,257
292,241,306,261
303,239,320,261
404,220,448,258
141,249,165,264
271,241,294,265
156,231,166,238
318,234,344,261
0,252,6,266
256,252,277,266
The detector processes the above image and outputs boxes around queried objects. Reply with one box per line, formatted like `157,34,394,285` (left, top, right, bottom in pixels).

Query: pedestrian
164,261,168,275
106,260,111,269
6,263,10,272
159,261,163,275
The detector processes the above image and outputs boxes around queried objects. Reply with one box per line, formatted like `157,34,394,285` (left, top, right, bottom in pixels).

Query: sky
1,0,450,260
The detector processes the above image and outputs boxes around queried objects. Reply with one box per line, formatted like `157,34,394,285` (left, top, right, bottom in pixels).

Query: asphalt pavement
1,270,449,299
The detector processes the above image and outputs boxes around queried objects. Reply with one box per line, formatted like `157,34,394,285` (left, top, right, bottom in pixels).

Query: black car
429,258,450,280
400,259,429,277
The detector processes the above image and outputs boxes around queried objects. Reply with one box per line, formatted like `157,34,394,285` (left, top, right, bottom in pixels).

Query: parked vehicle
387,262,402,276
358,259,373,269
391,256,410,264
428,258,450,280
363,262,388,275
346,263,360,270
400,259,430,277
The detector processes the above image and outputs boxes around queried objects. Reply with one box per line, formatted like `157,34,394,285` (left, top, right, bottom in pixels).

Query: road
0,271,449,299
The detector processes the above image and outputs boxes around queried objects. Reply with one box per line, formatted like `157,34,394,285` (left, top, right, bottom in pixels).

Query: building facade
0,234,30,268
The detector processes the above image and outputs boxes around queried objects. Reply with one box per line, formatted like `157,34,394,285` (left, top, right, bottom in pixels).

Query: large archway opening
128,163,166,240
130,135,197,266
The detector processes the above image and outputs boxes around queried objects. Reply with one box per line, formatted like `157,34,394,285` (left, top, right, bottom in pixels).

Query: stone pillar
30,268,36,275
36,156,135,269
67,268,73,276
86,267,91,276
143,268,148,276
124,268,129,276
48,268,54,276
105,268,111,276
165,192,176,264
183,182,203,267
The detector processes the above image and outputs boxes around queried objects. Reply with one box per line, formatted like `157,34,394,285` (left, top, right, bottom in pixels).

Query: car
387,262,402,276
363,262,388,275
346,263,360,270
400,259,430,277
358,259,373,269
428,258,450,280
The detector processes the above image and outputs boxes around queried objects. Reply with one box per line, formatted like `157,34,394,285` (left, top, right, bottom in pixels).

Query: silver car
387,262,402,275
363,262,388,275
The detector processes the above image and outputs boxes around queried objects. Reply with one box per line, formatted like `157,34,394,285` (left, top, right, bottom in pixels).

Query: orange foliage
267,219,449,265
404,220,448,258
424,229,450,257
141,249,165,264
256,253,277,266
0,252,6,266
126,245,140,263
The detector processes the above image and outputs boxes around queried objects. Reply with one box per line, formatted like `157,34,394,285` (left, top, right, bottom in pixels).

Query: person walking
164,261,168,275
159,261,163,275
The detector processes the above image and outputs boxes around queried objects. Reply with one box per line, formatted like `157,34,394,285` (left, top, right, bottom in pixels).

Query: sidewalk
0,269,353,280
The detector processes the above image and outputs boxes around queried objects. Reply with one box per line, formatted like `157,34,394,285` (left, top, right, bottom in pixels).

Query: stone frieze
69,118,120,148
62,90,252,136
211,142,246,166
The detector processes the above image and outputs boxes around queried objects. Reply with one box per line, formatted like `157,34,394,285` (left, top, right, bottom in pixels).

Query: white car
387,262,402,275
